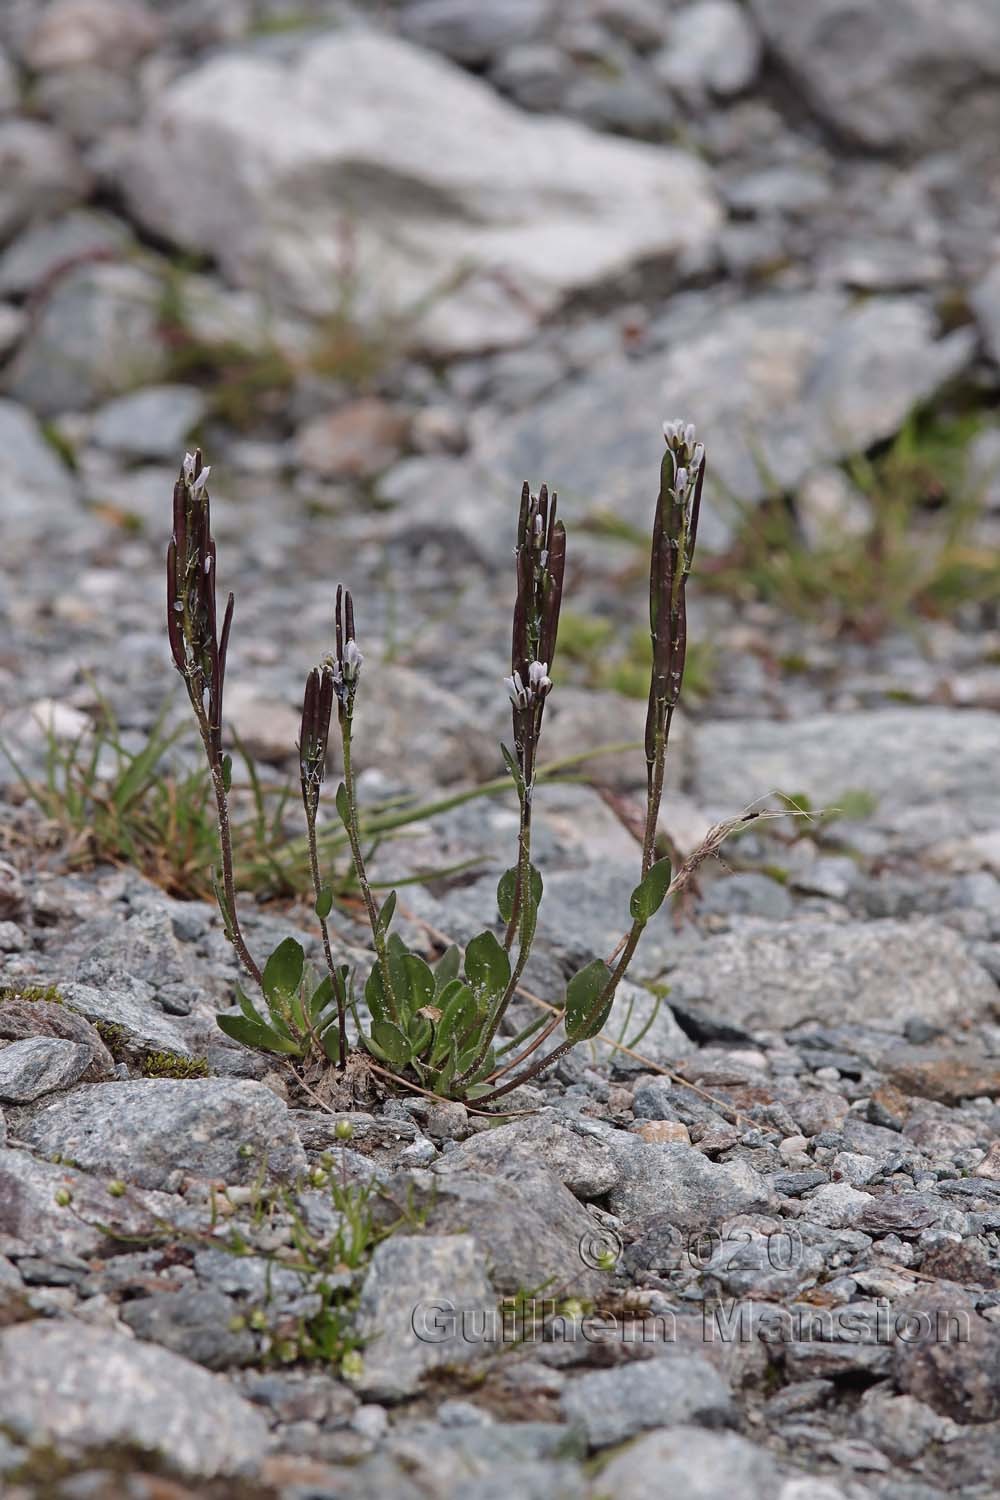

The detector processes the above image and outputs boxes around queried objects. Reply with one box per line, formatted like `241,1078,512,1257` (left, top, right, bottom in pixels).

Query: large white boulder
119,31,720,354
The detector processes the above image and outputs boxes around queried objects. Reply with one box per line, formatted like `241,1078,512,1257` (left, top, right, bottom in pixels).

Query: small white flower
506,662,552,708
190,465,211,496
343,638,363,682
528,660,551,694
182,451,197,482
504,670,526,707
673,465,688,497
683,422,697,448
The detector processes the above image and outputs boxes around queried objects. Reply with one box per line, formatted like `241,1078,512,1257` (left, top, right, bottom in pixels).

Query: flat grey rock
3,262,168,415
120,1286,258,1370
60,980,192,1056
352,1233,498,1400
434,1112,622,1198
17,1078,306,1190
691,708,1000,849
0,209,132,298
385,1162,609,1296
0,397,75,496
90,383,206,459
0,1322,270,1477
606,1141,773,1230
0,1036,92,1102
560,1351,734,1447
661,919,998,1033
596,1424,784,1500
749,0,1000,153
425,292,973,561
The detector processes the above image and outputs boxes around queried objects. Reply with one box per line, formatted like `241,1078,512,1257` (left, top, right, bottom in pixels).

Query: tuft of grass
706,412,1000,637
3,699,640,909
1,706,225,901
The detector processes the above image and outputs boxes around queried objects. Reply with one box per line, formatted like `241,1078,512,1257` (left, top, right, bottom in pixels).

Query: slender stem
305,805,347,1068
207,743,263,987
503,791,532,950
340,714,399,1024
478,709,676,1100
456,782,537,1085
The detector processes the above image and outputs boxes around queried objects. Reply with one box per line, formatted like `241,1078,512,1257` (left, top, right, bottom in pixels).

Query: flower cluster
330,584,363,709
504,659,552,709
508,482,565,787
166,447,232,771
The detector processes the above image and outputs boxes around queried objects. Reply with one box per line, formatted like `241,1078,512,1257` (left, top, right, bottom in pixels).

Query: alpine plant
167,424,705,1101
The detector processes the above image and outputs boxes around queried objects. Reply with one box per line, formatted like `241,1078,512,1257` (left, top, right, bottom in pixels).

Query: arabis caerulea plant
168,424,705,1100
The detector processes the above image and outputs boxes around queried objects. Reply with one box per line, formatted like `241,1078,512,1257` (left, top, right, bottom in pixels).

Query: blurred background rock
2,0,1000,900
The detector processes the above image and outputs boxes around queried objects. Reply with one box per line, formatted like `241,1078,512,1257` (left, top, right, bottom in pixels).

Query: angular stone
17,1079,306,1190
60,980,192,1056
120,33,719,354
0,1147,178,1260
560,1352,734,1448
121,1286,257,1370
606,1141,772,1230
749,0,1000,154
597,1425,783,1500
455,294,971,559
0,398,75,497
660,919,997,1034
654,1,762,99
90,383,206,459
383,1163,608,1296
801,1183,874,1228
693,708,999,848
0,1322,270,1476
894,1285,1000,1423
0,209,132,299
399,0,552,64
885,1048,1000,1105
352,1234,498,1401
3,262,169,415
0,1037,92,1103
434,1113,621,1198
0,119,86,241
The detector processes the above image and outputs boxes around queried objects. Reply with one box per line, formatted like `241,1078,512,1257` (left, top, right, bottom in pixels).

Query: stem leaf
497,864,543,925
375,889,396,940
628,857,673,922
315,886,334,920
335,781,350,827
564,958,614,1043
